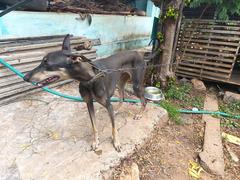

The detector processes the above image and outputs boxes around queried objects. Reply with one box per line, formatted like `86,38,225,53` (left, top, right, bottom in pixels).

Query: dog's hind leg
106,100,121,152
132,67,147,120
98,97,121,152
116,73,130,113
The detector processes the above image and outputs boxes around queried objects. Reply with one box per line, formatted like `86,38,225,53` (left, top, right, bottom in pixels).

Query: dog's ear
69,56,82,64
62,34,72,52
68,55,91,64
78,55,91,62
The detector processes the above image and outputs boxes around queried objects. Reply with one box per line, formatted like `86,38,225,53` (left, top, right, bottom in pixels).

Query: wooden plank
0,36,87,45
0,76,24,87
179,58,232,68
181,33,240,42
0,80,73,98
176,71,229,82
180,26,240,32
0,51,45,60
177,66,229,78
178,53,234,63
178,62,231,73
183,27,240,35
181,38,240,47
182,24,240,31
0,49,96,62
184,19,240,25
182,49,235,58
0,82,33,94
0,81,73,106
0,35,84,43
1,52,97,66
0,39,88,53
176,70,229,80
180,44,237,52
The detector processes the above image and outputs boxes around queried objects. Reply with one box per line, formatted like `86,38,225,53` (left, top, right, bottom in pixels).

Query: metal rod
0,0,33,17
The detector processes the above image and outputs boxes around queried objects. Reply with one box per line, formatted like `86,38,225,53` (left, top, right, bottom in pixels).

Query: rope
89,62,178,74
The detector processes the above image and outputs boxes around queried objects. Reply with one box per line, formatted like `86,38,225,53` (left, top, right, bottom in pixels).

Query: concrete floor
0,82,168,180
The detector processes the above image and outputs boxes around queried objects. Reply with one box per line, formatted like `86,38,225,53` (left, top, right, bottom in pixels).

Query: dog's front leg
80,85,99,150
105,100,121,152
86,100,100,151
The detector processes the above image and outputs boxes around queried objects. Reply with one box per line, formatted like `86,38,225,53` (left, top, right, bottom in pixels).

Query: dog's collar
80,72,105,87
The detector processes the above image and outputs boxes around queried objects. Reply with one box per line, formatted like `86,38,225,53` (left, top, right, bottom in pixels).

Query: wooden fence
0,35,100,105
175,19,240,85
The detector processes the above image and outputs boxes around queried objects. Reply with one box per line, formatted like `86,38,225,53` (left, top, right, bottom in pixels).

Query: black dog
24,35,146,152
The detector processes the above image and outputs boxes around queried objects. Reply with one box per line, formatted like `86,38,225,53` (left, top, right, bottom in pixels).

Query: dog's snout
23,73,30,82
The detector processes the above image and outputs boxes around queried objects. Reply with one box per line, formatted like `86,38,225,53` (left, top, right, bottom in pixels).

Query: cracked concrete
0,83,168,180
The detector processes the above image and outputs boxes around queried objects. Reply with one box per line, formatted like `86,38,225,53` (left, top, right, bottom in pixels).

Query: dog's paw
113,141,121,152
133,114,143,120
91,139,99,151
114,110,119,115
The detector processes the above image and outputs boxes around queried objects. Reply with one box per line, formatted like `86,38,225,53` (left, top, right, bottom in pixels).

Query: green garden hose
0,58,239,119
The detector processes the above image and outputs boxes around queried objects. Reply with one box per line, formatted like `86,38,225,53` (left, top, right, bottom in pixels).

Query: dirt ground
111,85,240,180
112,118,239,180
222,123,240,179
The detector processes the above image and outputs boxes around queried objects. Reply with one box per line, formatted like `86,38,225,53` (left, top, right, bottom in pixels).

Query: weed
159,100,182,125
188,96,204,109
164,80,204,109
219,101,240,115
219,101,240,128
165,80,192,101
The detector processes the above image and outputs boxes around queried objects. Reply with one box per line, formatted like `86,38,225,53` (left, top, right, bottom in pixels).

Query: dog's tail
143,50,160,61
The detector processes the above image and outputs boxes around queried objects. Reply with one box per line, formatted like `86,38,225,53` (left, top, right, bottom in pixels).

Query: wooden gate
175,19,240,85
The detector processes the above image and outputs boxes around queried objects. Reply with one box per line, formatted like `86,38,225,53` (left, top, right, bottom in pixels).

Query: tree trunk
159,21,176,87
159,0,183,87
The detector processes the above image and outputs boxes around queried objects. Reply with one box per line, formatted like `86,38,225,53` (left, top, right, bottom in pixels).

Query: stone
191,79,206,91
179,77,189,85
0,83,168,180
223,91,240,103
225,145,239,163
119,163,140,180
199,94,225,178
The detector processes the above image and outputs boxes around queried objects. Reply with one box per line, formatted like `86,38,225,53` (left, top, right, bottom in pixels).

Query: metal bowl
144,87,165,101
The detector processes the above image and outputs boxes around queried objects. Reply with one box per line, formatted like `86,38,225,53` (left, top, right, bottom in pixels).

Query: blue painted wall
0,1,160,57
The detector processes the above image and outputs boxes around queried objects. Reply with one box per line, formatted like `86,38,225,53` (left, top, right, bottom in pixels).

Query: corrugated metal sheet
0,35,100,105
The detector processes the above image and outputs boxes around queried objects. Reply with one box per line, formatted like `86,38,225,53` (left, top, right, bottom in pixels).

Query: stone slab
199,94,225,177
223,91,240,103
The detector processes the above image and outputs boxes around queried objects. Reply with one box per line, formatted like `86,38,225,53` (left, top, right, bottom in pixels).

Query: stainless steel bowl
144,87,165,101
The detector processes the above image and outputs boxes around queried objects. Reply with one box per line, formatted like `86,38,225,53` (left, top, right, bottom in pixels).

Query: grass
164,79,204,109
219,101,240,128
156,79,205,125
219,101,240,115
154,80,239,127
165,79,192,101
159,100,182,125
